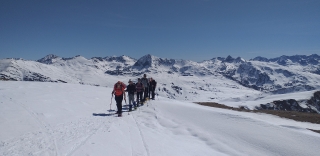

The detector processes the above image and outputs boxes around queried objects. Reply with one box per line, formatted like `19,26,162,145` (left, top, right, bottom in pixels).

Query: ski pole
156,89,159,100
109,93,114,112
124,96,129,115
126,100,129,115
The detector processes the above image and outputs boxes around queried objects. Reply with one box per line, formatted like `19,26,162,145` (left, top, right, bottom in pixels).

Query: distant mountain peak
250,56,269,62
132,54,155,69
131,54,178,70
41,54,59,59
223,55,245,63
235,57,245,63
138,54,158,61
37,54,60,64
225,55,233,60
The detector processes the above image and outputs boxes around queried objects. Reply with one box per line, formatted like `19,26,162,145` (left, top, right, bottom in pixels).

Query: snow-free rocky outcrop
1,54,320,102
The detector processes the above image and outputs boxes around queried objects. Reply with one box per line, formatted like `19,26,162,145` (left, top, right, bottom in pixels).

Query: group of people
111,74,157,117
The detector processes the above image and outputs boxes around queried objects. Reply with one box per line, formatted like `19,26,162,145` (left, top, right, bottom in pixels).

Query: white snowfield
1,81,320,156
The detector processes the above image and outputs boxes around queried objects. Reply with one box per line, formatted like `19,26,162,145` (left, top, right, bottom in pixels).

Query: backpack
136,82,144,92
113,81,126,96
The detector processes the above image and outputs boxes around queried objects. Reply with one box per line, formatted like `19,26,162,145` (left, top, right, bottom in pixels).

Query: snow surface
1,81,320,156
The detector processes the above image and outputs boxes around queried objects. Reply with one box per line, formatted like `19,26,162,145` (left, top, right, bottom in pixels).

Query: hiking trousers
115,95,123,114
144,87,149,100
137,92,143,104
151,87,155,99
128,93,135,109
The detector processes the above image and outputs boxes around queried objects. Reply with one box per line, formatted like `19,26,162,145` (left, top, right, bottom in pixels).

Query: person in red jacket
112,81,126,117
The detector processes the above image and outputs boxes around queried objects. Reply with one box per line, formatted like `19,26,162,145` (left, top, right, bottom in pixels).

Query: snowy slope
0,58,77,83
1,81,320,156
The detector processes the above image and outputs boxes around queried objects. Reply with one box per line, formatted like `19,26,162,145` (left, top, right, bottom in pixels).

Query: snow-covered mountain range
1,54,320,110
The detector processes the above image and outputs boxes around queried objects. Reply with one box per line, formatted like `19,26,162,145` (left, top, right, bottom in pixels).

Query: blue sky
1,0,320,61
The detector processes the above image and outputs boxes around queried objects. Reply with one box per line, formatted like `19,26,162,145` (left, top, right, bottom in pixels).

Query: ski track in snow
1,98,59,156
66,119,109,156
131,112,150,156
0,115,114,156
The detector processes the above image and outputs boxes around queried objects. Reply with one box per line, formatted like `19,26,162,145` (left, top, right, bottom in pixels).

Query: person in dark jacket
149,77,157,100
135,78,144,105
141,74,149,102
148,78,152,99
126,79,136,111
